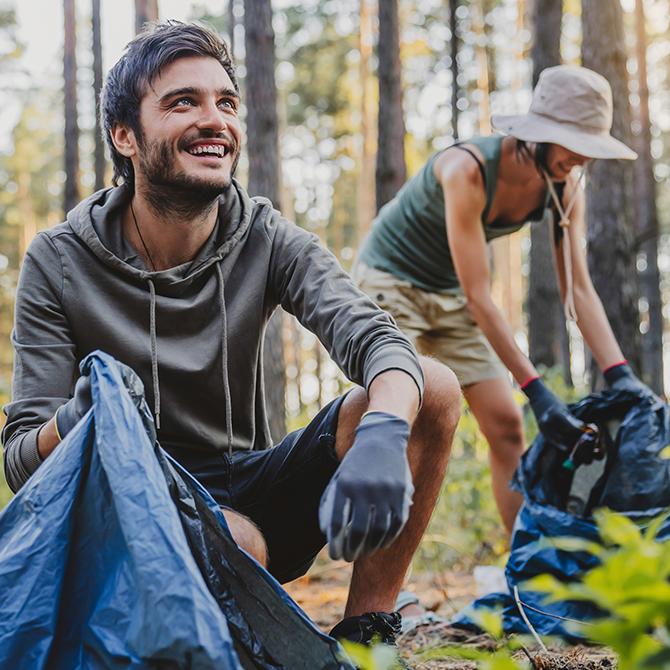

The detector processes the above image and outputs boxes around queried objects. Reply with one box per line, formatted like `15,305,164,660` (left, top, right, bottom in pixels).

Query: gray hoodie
2,180,423,492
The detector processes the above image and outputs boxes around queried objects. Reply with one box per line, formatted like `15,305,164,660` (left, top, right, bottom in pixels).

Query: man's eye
219,99,236,110
175,98,193,106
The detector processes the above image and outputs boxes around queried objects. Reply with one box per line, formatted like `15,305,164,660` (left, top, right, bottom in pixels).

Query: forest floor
284,554,616,670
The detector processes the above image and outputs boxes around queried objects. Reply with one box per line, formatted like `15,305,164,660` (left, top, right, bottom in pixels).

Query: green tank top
358,135,553,294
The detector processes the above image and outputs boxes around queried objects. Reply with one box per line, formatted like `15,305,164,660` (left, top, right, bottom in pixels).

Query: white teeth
188,145,225,156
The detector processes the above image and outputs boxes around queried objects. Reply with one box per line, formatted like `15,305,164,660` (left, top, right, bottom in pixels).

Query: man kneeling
1,21,460,663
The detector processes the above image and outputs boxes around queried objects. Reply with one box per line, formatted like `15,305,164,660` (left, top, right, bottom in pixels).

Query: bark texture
376,0,406,212
244,0,286,442
63,0,79,215
633,0,663,393
582,0,642,386
135,0,158,34
527,0,571,383
92,0,105,191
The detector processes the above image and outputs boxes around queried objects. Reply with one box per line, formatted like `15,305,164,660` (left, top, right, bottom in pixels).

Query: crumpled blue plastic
451,388,670,638
0,351,351,669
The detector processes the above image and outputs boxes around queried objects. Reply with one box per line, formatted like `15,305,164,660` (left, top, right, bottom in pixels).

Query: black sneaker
330,612,415,670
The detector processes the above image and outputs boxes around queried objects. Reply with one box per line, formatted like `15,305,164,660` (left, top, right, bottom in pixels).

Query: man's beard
136,132,240,220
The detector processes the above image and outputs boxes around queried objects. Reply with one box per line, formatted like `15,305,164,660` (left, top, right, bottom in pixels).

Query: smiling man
2,21,461,663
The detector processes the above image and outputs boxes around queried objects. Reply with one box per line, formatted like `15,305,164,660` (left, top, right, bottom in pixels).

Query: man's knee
221,509,268,567
416,356,461,432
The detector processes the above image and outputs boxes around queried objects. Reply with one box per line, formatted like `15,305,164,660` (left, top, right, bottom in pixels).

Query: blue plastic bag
452,388,670,637
0,351,350,669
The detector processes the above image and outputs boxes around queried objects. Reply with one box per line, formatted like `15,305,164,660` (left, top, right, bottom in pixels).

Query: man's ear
110,123,137,158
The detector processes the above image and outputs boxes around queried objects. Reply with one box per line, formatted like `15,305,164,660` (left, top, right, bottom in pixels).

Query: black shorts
169,394,346,584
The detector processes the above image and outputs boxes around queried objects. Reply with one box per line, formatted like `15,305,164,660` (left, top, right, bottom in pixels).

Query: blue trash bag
0,351,352,670
451,387,670,638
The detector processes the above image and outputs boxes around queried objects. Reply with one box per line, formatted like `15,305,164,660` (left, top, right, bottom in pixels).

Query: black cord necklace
130,199,157,272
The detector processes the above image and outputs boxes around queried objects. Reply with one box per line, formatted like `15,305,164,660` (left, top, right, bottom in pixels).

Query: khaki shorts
352,261,508,387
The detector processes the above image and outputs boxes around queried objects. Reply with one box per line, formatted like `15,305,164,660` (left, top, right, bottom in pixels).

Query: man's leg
221,509,269,567
463,378,525,533
335,357,461,617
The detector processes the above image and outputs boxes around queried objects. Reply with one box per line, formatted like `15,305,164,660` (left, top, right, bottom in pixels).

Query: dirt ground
284,554,616,670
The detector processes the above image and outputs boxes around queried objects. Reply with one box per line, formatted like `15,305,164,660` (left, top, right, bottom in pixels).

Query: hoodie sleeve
2,233,77,492
265,208,424,402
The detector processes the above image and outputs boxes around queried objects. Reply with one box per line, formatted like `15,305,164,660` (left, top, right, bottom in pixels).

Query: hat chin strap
541,164,590,324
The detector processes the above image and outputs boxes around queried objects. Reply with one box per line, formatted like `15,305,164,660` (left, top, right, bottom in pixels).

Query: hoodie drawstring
542,164,590,324
148,279,161,430
146,270,232,457
216,264,234,458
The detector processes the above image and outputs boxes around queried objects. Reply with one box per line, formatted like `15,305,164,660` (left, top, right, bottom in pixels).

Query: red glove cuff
520,375,541,390
602,360,628,374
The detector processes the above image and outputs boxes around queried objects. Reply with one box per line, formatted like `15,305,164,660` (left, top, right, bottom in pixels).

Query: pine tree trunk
376,0,406,212
92,0,105,191
63,0,79,215
450,0,459,140
633,0,663,393
582,0,642,387
244,0,286,443
357,0,376,238
135,0,158,33
528,0,572,384
228,0,235,60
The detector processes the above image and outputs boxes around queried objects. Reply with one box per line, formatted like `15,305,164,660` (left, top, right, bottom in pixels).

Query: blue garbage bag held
452,387,670,638
0,351,351,670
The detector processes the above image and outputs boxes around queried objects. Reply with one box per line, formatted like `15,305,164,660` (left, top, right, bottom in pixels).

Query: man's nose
197,100,226,132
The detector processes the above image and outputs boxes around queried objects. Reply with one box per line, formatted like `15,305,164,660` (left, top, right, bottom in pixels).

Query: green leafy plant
339,639,400,670
528,508,670,670
419,608,530,670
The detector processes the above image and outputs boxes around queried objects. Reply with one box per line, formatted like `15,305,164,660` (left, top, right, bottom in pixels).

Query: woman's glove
319,411,414,563
603,362,656,399
522,377,585,452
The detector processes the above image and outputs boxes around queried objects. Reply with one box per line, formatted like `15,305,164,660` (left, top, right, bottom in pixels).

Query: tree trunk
244,0,286,443
228,0,235,59
527,0,572,384
63,0,79,215
530,0,562,87
582,0,642,387
135,0,158,33
633,0,663,394
357,0,376,238
450,0,459,140
376,0,406,212
92,0,105,191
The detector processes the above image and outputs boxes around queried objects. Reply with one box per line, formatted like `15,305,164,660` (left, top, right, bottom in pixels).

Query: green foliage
340,640,399,670
528,508,670,670
420,609,530,670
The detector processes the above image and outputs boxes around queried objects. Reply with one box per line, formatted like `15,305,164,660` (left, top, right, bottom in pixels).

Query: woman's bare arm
435,151,538,385
552,172,624,370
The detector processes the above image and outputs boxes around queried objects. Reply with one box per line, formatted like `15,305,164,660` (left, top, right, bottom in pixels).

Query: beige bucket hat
491,65,637,160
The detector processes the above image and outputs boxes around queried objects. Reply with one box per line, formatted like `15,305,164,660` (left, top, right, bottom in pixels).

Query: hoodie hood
66,180,254,298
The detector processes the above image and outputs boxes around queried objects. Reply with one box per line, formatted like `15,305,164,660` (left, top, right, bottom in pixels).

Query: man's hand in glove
522,377,585,452
319,411,414,563
54,374,92,441
603,361,656,400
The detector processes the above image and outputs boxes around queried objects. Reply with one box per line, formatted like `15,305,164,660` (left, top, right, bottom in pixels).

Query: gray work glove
319,411,414,563
55,361,156,445
54,375,92,440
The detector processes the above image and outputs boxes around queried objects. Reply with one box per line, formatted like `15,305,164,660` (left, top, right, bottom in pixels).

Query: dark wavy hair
515,139,552,175
100,21,238,187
